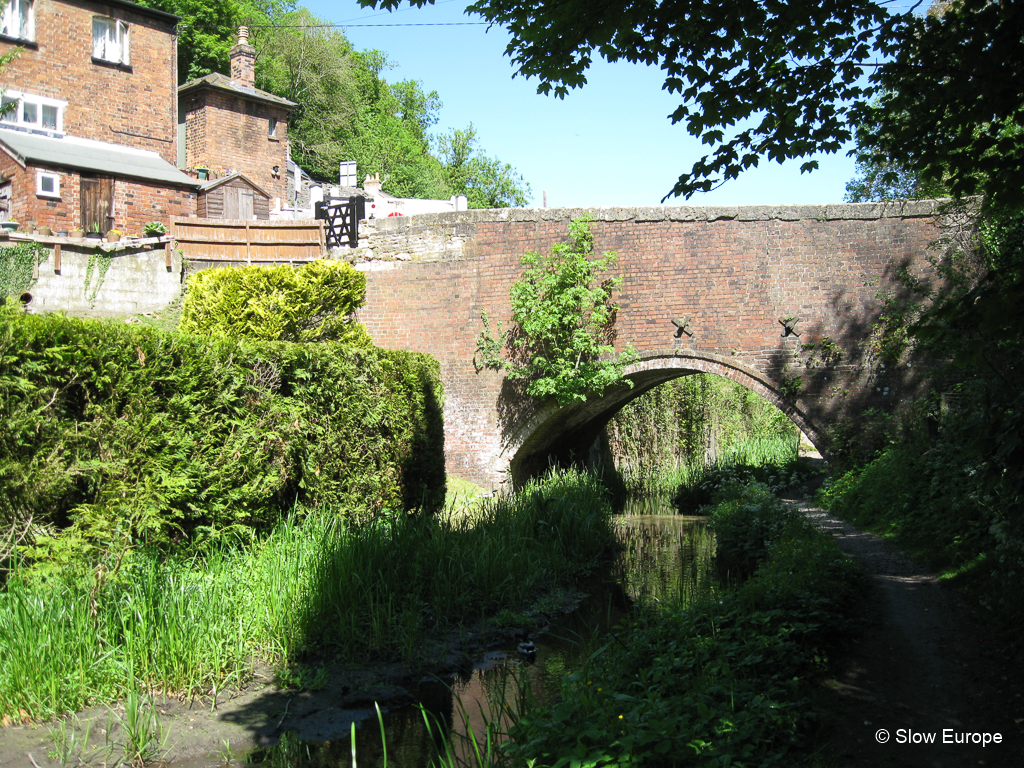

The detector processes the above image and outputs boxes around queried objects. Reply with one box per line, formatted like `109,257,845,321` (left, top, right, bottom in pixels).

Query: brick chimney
230,26,256,89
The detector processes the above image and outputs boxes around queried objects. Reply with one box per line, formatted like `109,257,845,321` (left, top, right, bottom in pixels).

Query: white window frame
92,17,130,66
36,170,59,199
0,90,65,134
0,0,33,42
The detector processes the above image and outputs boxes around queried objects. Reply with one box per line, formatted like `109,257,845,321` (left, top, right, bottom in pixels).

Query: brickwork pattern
1,151,196,232
355,203,948,487
0,0,179,163
182,90,289,202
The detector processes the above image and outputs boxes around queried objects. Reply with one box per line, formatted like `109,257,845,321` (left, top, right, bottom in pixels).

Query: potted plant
194,165,211,181
70,226,85,238
143,221,167,238
106,229,122,243
36,225,52,237
0,221,17,232
85,223,104,241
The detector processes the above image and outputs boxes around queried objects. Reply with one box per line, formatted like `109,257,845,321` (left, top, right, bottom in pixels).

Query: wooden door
224,186,255,220
81,175,113,232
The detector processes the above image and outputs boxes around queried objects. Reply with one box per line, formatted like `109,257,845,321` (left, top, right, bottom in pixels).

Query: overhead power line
248,22,489,28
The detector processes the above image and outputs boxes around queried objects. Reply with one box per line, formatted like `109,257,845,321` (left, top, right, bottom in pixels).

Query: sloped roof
179,73,297,110
199,172,270,198
0,128,199,188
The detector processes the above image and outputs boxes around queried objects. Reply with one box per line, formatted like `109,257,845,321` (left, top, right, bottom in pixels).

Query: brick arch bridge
354,202,951,489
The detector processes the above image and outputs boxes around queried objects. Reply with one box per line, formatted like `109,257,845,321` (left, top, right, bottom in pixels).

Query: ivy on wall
0,244,46,302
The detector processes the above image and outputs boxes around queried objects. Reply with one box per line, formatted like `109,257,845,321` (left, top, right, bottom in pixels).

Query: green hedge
180,260,372,345
0,306,444,564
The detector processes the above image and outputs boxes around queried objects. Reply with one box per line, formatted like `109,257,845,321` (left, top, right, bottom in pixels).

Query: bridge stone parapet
355,202,954,488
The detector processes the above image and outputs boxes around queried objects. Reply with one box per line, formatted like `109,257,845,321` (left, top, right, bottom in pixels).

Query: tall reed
0,469,615,723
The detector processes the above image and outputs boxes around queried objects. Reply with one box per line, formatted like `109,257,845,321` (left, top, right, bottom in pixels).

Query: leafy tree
252,11,450,198
361,0,1022,209
437,124,531,208
476,215,637,404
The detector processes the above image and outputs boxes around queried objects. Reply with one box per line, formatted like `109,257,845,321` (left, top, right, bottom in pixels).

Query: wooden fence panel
171,218,326,262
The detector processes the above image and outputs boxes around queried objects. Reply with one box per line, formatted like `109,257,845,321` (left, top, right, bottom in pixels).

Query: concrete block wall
26,243,182,315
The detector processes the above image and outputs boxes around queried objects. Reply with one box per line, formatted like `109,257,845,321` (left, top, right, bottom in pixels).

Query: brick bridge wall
354,202,951,489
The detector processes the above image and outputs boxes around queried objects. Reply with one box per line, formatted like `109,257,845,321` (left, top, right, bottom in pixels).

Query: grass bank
0,470,617,724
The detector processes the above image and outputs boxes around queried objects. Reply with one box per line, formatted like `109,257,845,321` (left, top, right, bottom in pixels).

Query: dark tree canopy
361,0,1023,209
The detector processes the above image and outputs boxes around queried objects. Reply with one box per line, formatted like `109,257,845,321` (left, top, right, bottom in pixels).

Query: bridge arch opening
503,353,825,487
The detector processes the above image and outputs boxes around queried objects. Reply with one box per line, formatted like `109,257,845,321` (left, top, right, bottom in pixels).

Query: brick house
0,0,199,233
178,27,296,211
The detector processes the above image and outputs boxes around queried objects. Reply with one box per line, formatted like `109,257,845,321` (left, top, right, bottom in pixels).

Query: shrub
708,481,809,580
180,259,372,345
0,308,443,569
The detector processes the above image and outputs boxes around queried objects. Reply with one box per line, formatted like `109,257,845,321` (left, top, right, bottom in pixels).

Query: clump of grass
0,469,616,723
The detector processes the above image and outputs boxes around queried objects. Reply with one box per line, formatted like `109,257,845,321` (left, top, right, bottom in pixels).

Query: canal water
243,497,710,767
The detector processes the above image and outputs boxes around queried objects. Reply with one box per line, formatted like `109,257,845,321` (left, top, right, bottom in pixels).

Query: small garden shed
197,173,270,220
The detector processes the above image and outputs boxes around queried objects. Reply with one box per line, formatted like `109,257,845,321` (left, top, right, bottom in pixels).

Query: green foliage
251,10,451,199
477,215,638,404
83,248,112,305
0,470,614,721
142,221,167,237
605,373,800,497
503,482,862,767
180,260,372,345
437,123,532,208
0,243,45,301
134,0,250,83
708,482,809,580
0,307,444,565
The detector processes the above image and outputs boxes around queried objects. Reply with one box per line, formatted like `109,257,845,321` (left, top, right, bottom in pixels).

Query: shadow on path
797,503,1024,768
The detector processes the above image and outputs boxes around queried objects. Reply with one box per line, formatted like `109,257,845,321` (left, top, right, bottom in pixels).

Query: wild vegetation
604,373,802,501
0,469,616,724
476,215,638,405
400,481,860,768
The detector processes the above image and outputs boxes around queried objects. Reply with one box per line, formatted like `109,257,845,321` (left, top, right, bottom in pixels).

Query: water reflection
244,497,706,767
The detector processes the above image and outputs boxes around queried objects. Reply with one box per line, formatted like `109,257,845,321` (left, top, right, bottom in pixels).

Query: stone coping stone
365,199,952,234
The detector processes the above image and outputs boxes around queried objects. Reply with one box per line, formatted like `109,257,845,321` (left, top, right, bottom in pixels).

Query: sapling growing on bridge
475,214,637,404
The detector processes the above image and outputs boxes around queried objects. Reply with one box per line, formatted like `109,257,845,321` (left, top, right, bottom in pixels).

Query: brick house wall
181,87,290,202
0,152,196,232
0,0,180,164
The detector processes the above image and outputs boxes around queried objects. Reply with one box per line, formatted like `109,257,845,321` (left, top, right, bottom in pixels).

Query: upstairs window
0,0,33,42
93,17,129,66
0,90,64,134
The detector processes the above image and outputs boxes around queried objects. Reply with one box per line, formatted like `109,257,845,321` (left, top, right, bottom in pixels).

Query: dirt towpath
799,502,1024,768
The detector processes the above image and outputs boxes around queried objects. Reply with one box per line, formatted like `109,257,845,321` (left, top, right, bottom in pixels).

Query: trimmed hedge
0,306,444,563
180,260,372,345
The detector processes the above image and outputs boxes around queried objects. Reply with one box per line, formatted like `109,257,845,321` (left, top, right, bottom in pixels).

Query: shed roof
0,129,199,188
179,73,297,110
199,172,270,198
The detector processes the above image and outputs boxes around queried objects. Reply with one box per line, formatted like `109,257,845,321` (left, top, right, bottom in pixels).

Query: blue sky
304,0,862,208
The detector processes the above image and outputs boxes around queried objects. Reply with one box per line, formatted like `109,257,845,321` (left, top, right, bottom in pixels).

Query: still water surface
245,497,707,767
